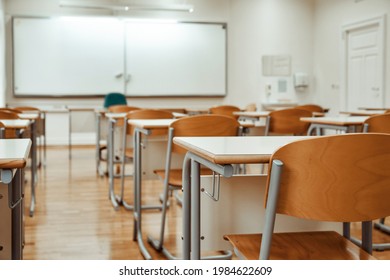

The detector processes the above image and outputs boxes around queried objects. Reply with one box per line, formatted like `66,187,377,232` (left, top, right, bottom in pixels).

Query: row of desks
98,108,381,259
0,115,40,217
0,139,31,260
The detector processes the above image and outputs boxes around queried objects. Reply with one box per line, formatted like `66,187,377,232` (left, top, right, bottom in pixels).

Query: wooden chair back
209,105,241,119
0,111,20,138
0,108,22,114
108,105,140,113
245,103,257,112
256,133,390,259
0,122,4,138
294,104,324,113
13,106,40,112
171,114,240,154
268,133,390,221
14,106,44,136
363,113,390,133
266,108,312,135
0,111,19,119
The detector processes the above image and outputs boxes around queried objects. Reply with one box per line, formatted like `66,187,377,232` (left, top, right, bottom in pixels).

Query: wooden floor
22,145,390,260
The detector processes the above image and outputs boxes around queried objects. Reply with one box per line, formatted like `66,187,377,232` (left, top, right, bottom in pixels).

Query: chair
265,108,312,136
359,114,390,250
103,92,127,108
97,104,140,176
118,109,174,210
107,105,140,113
363,113,390,134
148,114,241,259
0,107,22,114
0,122,4,138
224,133,390,259
209,105,241,119
245,103,257,112
14,106,46,166
0,111,23,138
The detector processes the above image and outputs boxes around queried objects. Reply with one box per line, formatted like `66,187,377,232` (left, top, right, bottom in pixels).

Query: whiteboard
12,17,227,97
13,17,125,96
125,22,226,96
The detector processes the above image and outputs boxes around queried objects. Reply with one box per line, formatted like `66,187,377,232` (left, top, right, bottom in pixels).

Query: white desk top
105,112,185,120
105,112,127,119
127,119,176,129
339,110,386,116
0,119,31,129
300,116,368,125
173,136,311,164
18,113,40,120
0,139,32,168
233,111,270,118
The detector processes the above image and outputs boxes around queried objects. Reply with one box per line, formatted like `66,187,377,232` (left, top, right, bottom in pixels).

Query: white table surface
0,139,32,168
173,136,312,164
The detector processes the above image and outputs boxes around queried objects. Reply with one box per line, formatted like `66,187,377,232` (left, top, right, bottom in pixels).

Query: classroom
1,0,390,267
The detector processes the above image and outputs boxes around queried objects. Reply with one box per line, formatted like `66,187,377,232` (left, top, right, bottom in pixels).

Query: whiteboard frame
11,16,228,98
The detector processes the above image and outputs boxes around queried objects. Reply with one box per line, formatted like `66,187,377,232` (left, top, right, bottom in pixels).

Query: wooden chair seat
154,168,214,187
224,231,375,260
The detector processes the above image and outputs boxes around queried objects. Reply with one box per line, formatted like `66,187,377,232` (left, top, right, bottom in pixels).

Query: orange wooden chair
224,134,390,259
265,108,312,136
209,105,241,120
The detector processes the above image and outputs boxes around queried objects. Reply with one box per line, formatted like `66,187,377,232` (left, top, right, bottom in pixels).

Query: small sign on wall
262,55,291,76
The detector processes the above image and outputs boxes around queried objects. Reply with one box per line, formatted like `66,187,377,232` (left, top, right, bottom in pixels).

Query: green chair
103,92,127,108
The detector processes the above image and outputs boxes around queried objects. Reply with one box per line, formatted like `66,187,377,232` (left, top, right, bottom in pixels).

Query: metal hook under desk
201,172,221,202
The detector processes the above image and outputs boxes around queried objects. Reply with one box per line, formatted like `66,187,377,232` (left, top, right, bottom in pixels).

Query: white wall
313,0,390,115
227,0,314,109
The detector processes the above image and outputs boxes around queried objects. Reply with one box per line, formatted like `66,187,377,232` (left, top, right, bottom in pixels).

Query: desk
358,107,390,111
95,109,107,176
19,110,47,167
300,116,368,135
174,136,313,259
0,119,37,216
106,112,130,209
67,106,100,159
0,139,31,259
339,110,386,116
235,111,325,122
128,119,176,260
233,111,270,122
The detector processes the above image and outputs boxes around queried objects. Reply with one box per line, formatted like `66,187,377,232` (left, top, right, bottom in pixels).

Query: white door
343,17,385,110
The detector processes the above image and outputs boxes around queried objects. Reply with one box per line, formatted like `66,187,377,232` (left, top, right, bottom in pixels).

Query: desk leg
43,112,47,167
182,154,192,259
29,121,37,217
133,128,152,260
68,110,72,160
108,120,119,210
11,169,23,259
190,159,201,260
96,114,101,175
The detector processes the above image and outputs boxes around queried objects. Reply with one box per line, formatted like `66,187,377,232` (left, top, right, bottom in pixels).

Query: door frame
341,14,386,110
